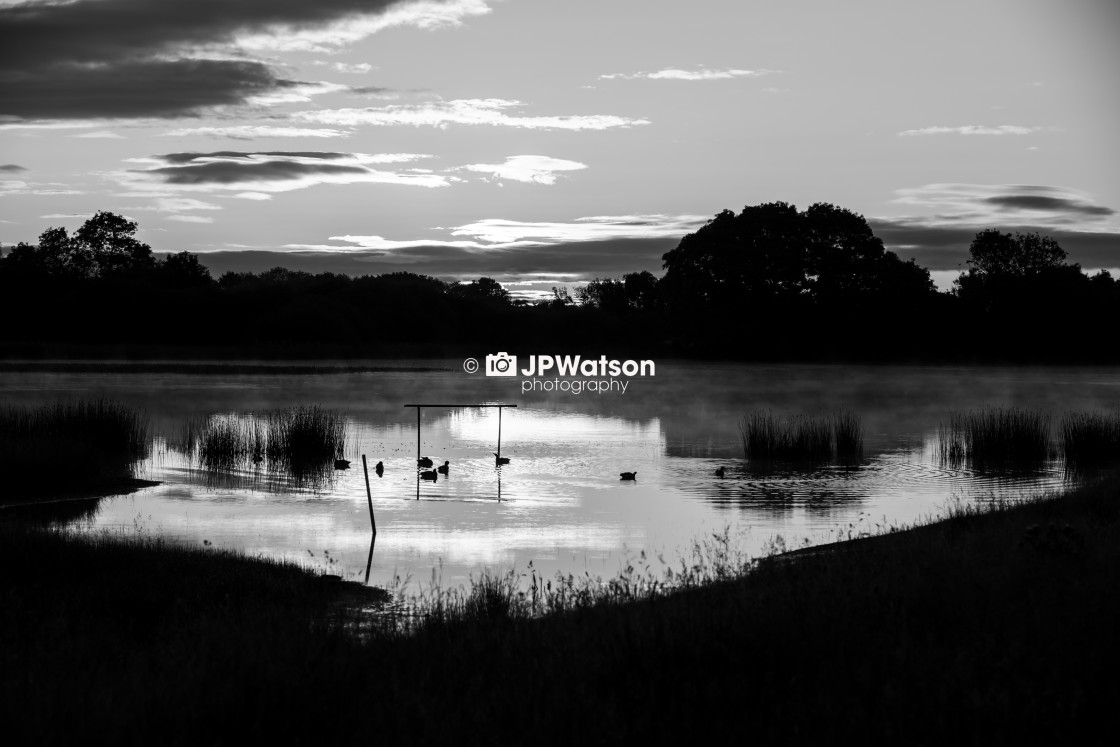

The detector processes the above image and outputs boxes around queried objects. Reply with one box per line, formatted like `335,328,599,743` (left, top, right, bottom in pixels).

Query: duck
620,471,637,481
375,460,384,477
334,459,351,470
420,469,438,481
715,466,726,478
417,456,434,468
437,460,450,475
494,453,510,465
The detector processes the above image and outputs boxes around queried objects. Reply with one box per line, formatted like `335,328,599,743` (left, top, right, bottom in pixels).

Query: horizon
2,0,1118,298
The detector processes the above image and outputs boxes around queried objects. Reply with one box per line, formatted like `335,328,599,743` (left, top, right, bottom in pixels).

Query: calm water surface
4,361,1119,590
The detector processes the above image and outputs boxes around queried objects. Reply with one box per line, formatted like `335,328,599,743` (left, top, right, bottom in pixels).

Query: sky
1,0,1118,296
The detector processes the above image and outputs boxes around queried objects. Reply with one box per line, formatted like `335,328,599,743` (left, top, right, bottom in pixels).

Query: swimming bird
437,460,450,475
418,456,434,468
620,471,637,481
494,453,510,465
715,466,726,478
334,459,351,470
420,469,438,481
375,460,384,477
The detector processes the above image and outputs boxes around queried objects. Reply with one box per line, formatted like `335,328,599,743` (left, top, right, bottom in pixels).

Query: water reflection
3,362,1117,591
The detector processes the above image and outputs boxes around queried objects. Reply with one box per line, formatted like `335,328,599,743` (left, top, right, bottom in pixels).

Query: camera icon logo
485,352,518,377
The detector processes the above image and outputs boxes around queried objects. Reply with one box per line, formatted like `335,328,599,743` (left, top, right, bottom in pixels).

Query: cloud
0,164,27,173
71,131,127,139
315,61,374,74
281,214,707,256
294,98,649,130
984,194,1114,217
898,125,1039,136
890,184,1116,227
600,67,780,81
0,180,82,196
162,125,353,139
458,155,587,185
193,237,684,281
0,0,490,120
121,150,448,193
873,183,1120,271
870,219,1120,272
166,215,216,224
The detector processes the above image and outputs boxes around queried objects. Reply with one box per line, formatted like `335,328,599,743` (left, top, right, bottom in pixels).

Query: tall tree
75,211,153,277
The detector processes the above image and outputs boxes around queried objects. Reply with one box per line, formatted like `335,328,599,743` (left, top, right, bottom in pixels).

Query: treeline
1,206,1117,362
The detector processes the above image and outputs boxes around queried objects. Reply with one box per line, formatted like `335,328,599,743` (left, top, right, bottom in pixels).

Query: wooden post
497,406,503,457
361,454,376,534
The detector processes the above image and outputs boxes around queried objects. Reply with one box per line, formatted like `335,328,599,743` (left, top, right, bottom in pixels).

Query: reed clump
1061,411,1120,468
937,407,1051,468
0,399,150,499
739,410,863,463
191,406,345,472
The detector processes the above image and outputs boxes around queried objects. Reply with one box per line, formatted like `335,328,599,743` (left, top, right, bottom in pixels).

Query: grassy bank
0,400,153,502
3,474,1119,743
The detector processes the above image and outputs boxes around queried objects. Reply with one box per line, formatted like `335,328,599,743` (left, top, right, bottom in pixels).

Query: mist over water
4,361,1118,590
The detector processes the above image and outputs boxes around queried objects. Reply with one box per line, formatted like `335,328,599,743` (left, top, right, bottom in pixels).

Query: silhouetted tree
74,211,153,277
158,251,213,288
576,271,660,314
963,229,1067,280
661,202,935,313
451,277,511,304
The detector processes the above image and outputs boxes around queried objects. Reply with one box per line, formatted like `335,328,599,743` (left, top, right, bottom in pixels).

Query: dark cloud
197,238,680,280
985,195,1115,217
139,153,367,185
0,164,27,173
150,161,367,185
0,0,407,119
870,219,1120,270
2,59,287,119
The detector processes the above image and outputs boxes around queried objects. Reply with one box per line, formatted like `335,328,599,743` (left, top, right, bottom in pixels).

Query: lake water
4,361,1119,591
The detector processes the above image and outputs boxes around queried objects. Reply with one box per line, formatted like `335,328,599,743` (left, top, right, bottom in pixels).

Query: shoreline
3,473,1117,741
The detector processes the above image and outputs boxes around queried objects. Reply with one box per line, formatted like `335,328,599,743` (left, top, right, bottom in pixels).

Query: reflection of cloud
162,125,352,139
121,151,447,193
295,98,649,130
899,125,1039,136
459,155,587,185
600,68,780,81
0,164,27,173
0,0,490,120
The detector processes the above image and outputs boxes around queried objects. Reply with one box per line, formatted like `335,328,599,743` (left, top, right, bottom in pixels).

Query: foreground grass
4,475,1120,743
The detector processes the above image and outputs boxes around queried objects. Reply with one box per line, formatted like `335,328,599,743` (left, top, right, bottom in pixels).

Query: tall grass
1061,411,1120,468
188,406,345,474
0,399,150,499
739,410,863,464
937,407,1051,468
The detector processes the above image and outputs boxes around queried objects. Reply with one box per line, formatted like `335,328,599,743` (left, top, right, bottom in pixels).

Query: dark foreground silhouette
3,475,1118,743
